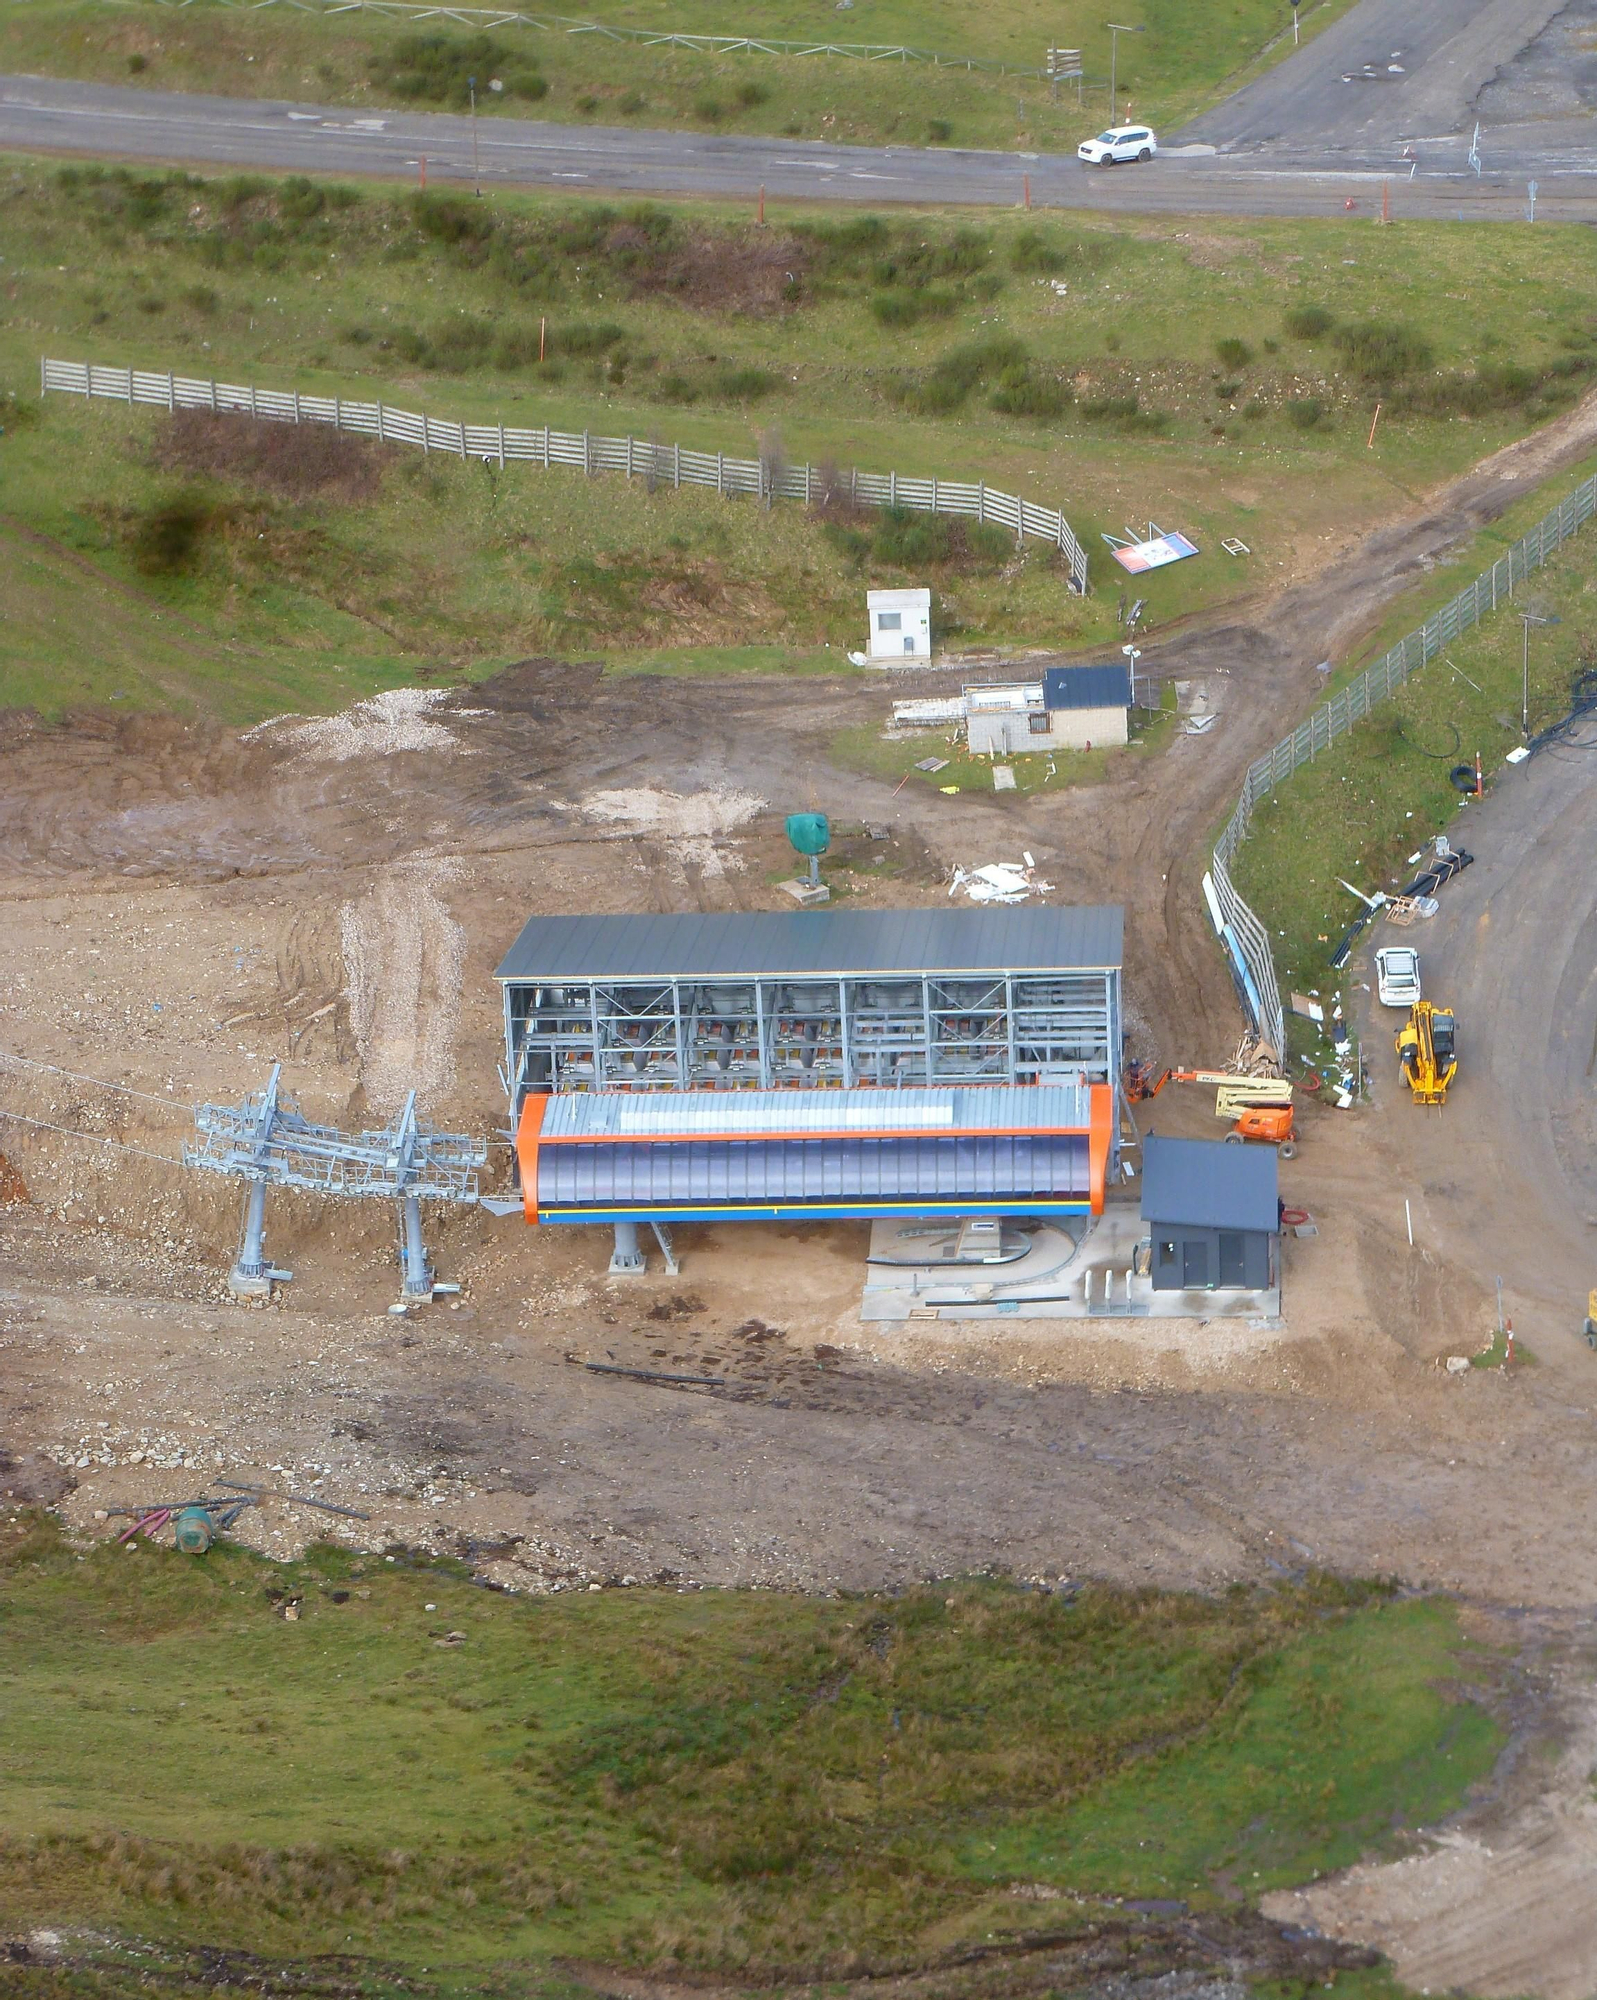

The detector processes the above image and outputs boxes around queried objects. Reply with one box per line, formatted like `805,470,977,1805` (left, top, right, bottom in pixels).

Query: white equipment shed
867,587,932,661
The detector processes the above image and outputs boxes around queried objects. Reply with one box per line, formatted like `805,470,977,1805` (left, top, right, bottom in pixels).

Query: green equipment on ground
172,1505,216,1554
785,812,830,891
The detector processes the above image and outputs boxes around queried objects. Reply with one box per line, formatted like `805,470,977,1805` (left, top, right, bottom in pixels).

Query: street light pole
468,74,481,197
1106,22,1143,122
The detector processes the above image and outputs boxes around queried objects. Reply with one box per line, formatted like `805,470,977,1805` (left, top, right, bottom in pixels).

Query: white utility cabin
866,587,932,661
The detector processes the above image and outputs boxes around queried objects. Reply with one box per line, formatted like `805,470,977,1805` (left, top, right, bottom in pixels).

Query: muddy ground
4,389,1597,1996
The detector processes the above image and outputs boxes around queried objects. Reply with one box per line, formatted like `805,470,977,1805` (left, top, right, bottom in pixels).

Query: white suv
1078,125,1158,166
1375,947,1423,1008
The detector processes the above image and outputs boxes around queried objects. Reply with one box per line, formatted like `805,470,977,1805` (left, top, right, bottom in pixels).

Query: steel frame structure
186,1066,486,1298
502,969,1119,1112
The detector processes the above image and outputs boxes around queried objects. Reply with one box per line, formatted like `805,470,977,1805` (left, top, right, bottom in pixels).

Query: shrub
371,32,533,110
1283,304,1334,340
988,366,1072,419
128,490,217,575
926,119,952,142
408,192,495,246
1335,320,1434,380
553,319,624,355
1215,336,1252,369
874,505,953,567
1244,397,1267,421
1214,378,1241,400
966,521,1015,566
892,336,1028,414
736,80,770,108
870,287,957,328
656,373,698,403
127,52,147,73
575,94,599,114
712,366,777,400
1081,391,1170,433
619,91,646,114
694,96,725,122
1009,228,1067,274
506,71,548,100
1287,397,1323,429
182,285,218,314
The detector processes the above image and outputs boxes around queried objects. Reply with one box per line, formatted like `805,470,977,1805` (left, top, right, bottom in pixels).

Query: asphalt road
3,70,1597,221
1180,0,1570,149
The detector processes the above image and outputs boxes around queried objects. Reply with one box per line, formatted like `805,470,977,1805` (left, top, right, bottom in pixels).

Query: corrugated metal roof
541,1083,1093,1140
538,1133,1089,1209
496,906,1123,983
1140,1134,1278,1232
1043,665,1132,712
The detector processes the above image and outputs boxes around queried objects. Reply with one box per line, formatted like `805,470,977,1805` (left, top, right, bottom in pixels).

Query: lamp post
1520,611,1560,735
1106,22,1144,121
468,73,481,197
1122,641,1142,710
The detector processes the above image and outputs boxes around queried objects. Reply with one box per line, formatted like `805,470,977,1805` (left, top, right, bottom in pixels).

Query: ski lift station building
495,905,1123,1232
866,587,932,661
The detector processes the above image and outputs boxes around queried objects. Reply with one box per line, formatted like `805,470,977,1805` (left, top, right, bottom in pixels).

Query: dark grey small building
1141,1134,1278,1292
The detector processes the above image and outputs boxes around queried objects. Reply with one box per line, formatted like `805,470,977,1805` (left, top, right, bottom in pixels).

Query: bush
553,319,624,355
694,96,725,122
874,505,953,567
1334,319,1433,380
619,90,645,114
712,366,777,400
506,71,548,100
926,119,952,142
1009,228,1067,274
1214,378,1241,400
892,336,1028,414
182,285,218,314
735,80,770,108
575,94,599,114
128,490,217,575
127,52,146,73
371,33,536,111
1215,336,1252,369
988,365,1072,419
1081,391,1170,434
408,192,496,246
1287,397,1323,429
656,373,699,403
966,521,1015,566
1283,304,1334,340
870,287,958,328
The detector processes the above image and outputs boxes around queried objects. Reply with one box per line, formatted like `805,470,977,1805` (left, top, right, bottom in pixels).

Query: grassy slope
1230,458,1597,1002
4,159,1595,719
0,1512,1501,1981
0,0,1363,151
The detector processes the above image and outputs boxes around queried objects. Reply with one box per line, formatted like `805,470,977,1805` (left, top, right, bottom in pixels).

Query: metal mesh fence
1213,469,1597,1059
40,357,1091,590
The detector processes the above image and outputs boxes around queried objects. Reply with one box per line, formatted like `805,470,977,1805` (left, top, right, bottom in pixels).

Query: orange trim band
515,1092,548,1225
1087,1081,1112,1216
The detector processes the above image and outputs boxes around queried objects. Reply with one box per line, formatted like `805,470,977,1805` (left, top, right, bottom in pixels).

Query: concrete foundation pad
860,1209,1280,1322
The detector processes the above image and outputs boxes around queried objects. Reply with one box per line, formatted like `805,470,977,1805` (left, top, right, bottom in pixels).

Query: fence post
125,366,134,403
626,435,633,480
542,425,549,466
293,391,301,426
210,378,218,412
584,430,591,476
167,371,175,412
457,420,466,460
977,481,984,523
805,461,812,506
930,473,937,515
38,356,44,398
851,467,858,504
333,394,340,431
498,421,505,469
674,442,681,487
889,469,896,508
375,398,382,437
716,450,723,494
251,383,258,420
421,414,428,455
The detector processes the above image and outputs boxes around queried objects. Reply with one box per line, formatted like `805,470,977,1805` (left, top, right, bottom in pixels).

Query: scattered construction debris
947,857,1053,903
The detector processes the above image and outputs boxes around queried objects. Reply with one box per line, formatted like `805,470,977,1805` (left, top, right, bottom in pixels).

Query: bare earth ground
4,390,1597,1993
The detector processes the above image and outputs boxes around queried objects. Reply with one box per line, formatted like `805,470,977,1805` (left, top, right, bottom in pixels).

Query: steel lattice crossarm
184,1067,487,1300
186,1071,484,1200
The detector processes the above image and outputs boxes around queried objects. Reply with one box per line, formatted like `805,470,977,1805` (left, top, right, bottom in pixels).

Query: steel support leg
229,1179,291,1297
400,1194,433,1298
608,1220,646,1275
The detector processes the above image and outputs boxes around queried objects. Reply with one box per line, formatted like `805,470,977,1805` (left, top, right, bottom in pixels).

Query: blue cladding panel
540,1133,1088,1217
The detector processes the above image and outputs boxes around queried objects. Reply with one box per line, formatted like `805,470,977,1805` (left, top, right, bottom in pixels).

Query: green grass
0,1511,1503,1984
5,160,1597,718
1230,462,1597,1002
0,0,1364,153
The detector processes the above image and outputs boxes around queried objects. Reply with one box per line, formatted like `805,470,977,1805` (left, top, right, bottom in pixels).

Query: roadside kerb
1212,469,1597,1060
38,356,1091,591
